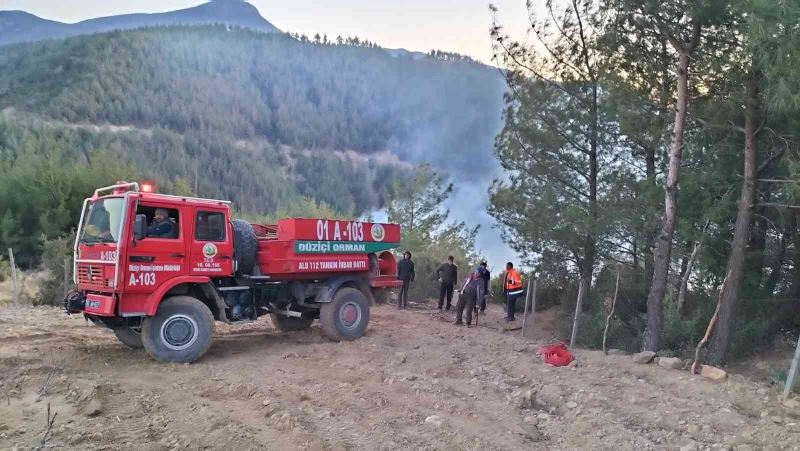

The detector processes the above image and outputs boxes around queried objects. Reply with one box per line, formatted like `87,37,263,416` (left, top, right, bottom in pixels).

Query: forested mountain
0,24,505,265
0,0,279,46
0,25,504,163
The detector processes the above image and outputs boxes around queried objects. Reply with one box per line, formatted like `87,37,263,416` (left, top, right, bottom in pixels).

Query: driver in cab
147,208,175,238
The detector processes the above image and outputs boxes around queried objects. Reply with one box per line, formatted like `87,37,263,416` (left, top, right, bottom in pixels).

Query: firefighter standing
397,251,415,309
478,261,490,312
503,262,524,321
454,269,485,327
436,256,458,311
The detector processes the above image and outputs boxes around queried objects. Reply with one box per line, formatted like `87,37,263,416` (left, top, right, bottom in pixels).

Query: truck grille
77,264,105,288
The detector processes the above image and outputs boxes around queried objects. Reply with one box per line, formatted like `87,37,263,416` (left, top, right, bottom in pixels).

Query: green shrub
562,265,650,352
575,309,606,348
769,366,788,386
730,315,781,359
35,233,75,306
0,255,9,283
768,366,800,393
661,298,716,357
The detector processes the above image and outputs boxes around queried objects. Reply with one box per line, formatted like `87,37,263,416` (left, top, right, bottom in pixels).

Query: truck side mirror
134,214,147,240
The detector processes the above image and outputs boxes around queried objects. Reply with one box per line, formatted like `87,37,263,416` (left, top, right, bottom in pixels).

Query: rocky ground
0,302,798,450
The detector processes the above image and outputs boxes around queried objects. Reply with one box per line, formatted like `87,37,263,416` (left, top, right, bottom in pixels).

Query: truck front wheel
113,327,143,349
320,287,370,341
141,296,214,363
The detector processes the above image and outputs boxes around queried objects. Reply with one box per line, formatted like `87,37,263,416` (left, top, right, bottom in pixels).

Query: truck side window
135,205,180,239
195,211,225,242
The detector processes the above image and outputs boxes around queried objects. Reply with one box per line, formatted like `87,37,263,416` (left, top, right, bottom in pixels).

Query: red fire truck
64,182,402,363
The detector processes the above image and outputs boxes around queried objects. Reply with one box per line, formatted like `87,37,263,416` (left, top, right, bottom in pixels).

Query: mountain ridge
0,1,280,46
0,25,504,216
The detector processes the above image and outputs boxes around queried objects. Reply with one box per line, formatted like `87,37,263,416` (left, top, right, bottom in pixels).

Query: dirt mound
0,304,798,450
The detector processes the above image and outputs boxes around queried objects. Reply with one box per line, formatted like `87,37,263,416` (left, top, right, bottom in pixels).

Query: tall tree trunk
643,38,671,290
764,213,788,295
706,77,760,366
643,50,692,352
748,185,770,284
678,226,707,317
582,82,599,304
677,240,693,290
581,236,596,310
643,144,656,288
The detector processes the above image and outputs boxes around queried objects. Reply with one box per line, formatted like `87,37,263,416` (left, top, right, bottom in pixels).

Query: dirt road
0,303,798,450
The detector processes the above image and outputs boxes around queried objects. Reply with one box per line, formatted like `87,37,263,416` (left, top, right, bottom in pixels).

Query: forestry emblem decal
202,243,218,258
370,223,385,242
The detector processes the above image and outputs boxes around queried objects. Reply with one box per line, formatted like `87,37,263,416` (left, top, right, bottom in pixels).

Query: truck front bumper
64,292,116,316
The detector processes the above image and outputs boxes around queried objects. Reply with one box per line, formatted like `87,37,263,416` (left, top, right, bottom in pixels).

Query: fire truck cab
65,182,402,363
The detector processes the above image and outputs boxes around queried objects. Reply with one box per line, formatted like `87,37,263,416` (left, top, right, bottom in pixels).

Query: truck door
189,209,234,276
125,203,187,294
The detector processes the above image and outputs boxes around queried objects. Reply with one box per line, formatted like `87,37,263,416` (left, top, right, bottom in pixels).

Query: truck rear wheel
271,314,315,332
320,287,370,341
113,327,143,349
141,296,214,363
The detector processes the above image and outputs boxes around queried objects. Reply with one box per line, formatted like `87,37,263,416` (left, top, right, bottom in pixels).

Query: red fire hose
537,342,574,367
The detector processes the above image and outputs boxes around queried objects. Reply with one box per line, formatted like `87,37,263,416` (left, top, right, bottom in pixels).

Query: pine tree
610,0,727,352
489,0,614,303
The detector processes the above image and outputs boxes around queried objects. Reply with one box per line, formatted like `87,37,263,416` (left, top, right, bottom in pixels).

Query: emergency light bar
93,182,140,198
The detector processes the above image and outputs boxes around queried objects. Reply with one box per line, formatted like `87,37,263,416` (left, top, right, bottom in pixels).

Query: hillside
0,27,503,207
0,25,505,264
0,0,279,46
0,25,504,168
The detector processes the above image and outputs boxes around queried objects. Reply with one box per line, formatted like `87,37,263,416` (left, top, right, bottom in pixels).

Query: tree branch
511,129,592,202
571,0,596,83
757,148,785,175
499,69,594,155
526,4,590,81
687,20,703,52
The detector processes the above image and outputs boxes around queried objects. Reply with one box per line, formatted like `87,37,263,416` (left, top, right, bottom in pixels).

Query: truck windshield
79,198,125,244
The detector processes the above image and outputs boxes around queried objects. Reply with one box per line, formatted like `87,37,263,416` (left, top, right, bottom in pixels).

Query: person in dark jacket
396,251,415,309
454,269,485,327
478,261,490,312
147,208,175,238
436,256,458,311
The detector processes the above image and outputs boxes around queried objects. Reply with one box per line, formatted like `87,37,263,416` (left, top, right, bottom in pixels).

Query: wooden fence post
784,334,800,400
63,256,71,296
570,279,585,348
602,269,621,355
529,279,537,336
8,248,18,306
521,279,531,337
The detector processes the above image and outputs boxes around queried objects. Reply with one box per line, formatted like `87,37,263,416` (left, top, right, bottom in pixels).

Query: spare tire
231,219,257,276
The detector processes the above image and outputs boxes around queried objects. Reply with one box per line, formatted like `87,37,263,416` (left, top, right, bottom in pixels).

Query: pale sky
1,0,534,63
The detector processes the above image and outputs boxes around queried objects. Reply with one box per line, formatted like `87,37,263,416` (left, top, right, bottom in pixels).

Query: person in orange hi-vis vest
503,262,524,321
